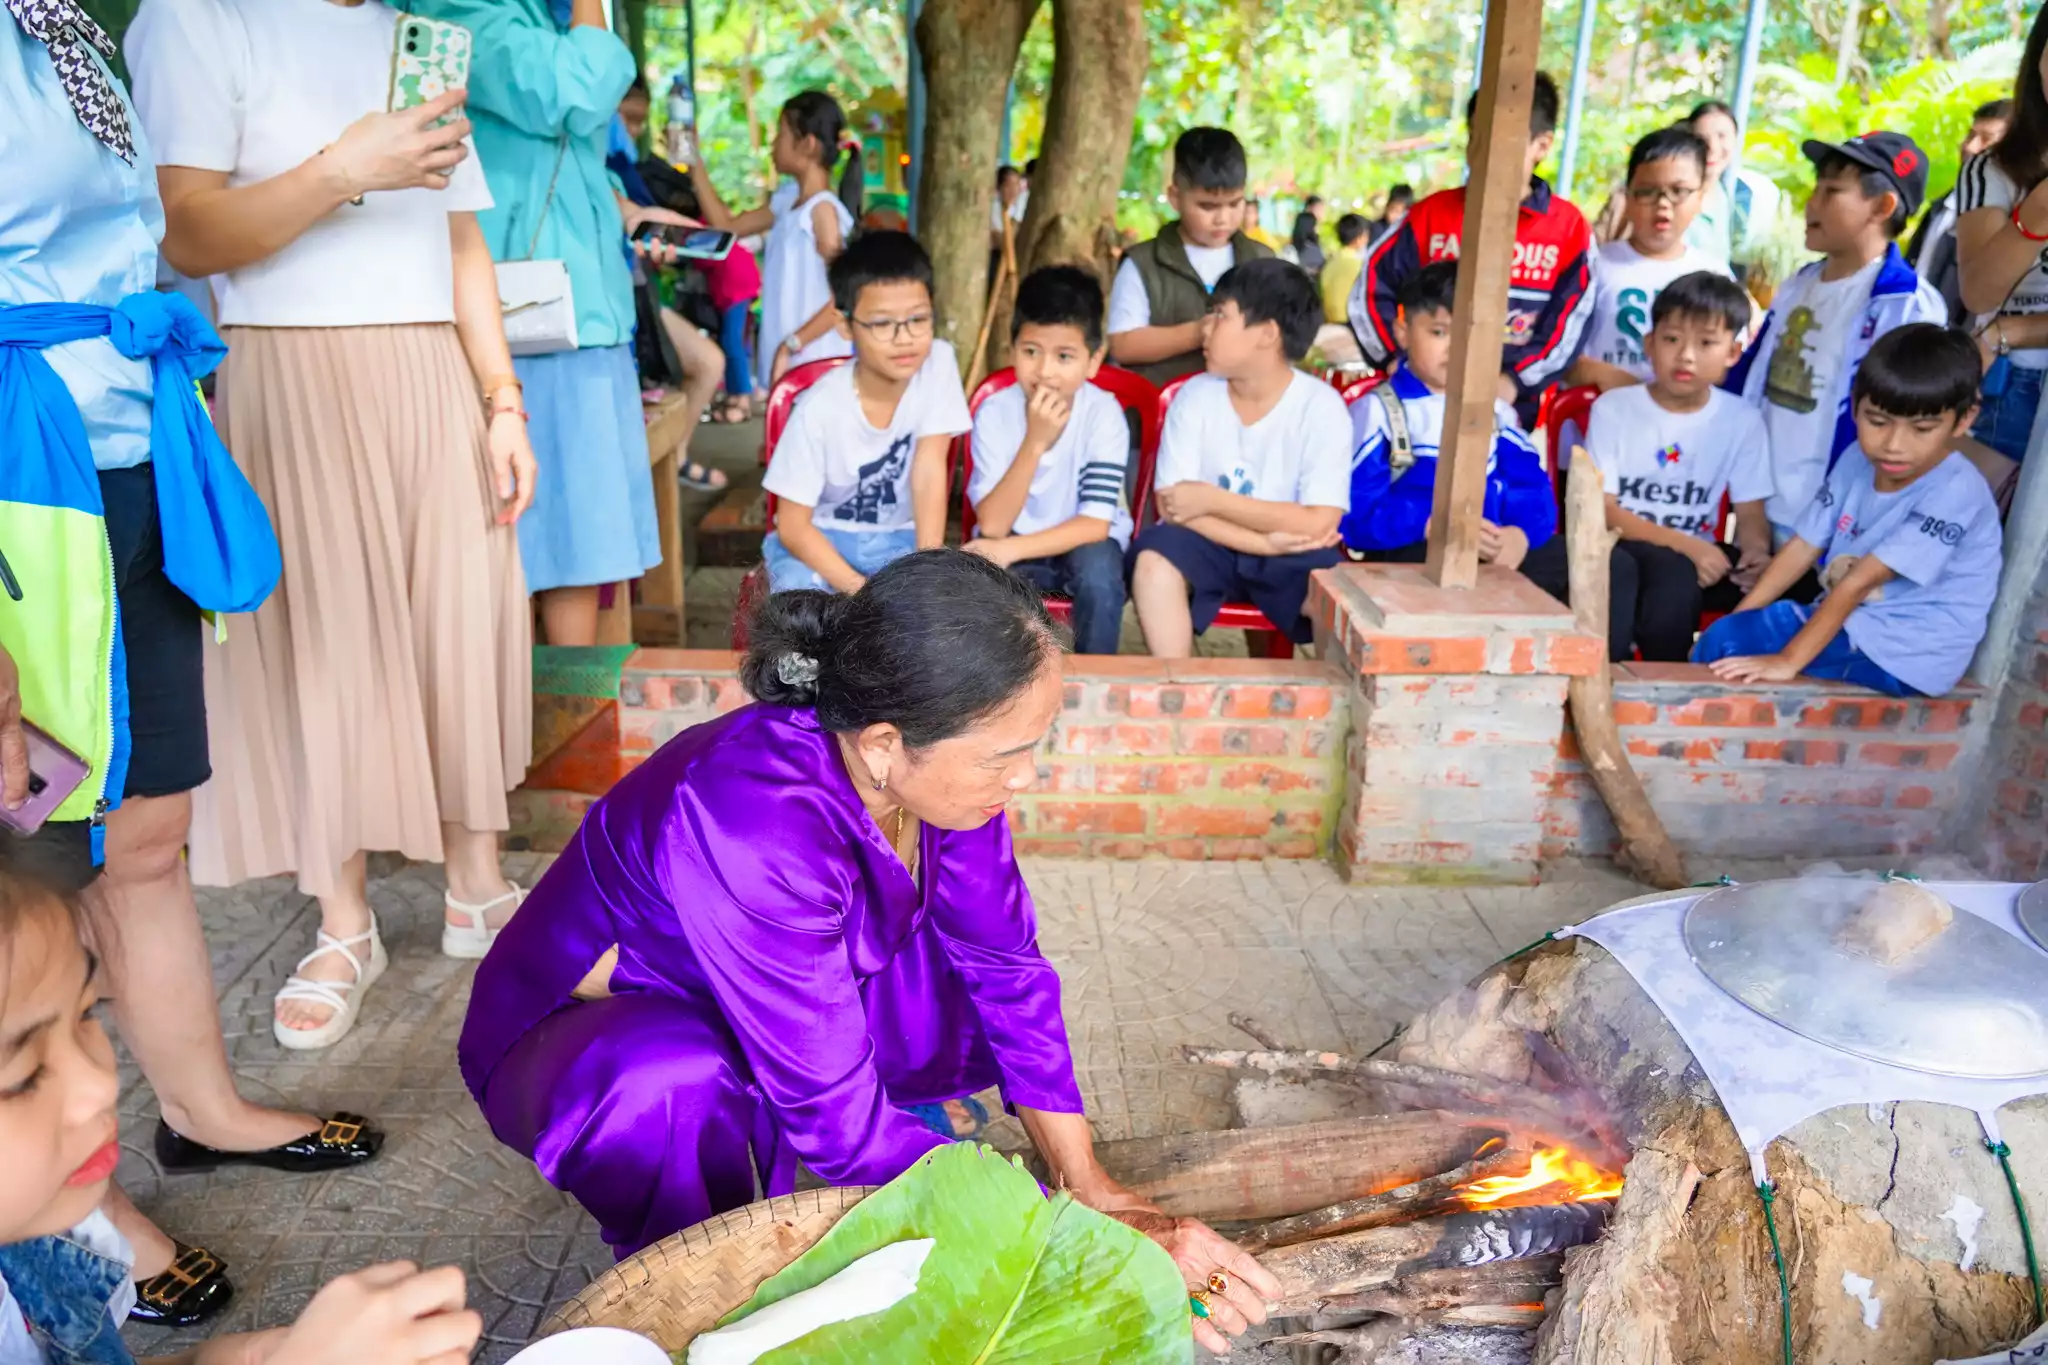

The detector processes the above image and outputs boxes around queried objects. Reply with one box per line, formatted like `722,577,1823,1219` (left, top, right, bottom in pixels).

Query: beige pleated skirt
189,325,532,898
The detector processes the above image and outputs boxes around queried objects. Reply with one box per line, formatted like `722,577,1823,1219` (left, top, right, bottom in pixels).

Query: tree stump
1391,932,2044,1364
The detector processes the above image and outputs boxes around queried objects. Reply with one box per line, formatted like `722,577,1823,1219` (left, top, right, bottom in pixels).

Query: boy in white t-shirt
1565,273,1773,660
1570,126,1731,391
762,231,970,593
1697,325,2000,696
965,267,1133,655
1732,132,1946,539
1129,259,1352,657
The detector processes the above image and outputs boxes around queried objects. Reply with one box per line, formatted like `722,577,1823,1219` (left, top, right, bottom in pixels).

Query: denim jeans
762,525,919,593
1690,600,1918,696
1971,358,2043,462
1009,538,1129,655
718,302,754,397
0,1228,135,1364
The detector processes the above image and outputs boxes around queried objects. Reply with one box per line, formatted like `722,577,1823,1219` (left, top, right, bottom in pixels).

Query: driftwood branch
1564,445,1687,889
1238,1142,1525,1251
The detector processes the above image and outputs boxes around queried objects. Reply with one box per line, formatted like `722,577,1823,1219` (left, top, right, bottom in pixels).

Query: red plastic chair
952,365,1161,641
730,357,854,648
1539,383,1597,503
1139,376,1297,659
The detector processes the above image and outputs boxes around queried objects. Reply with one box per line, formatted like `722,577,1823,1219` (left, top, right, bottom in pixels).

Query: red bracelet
2012,202,2048,243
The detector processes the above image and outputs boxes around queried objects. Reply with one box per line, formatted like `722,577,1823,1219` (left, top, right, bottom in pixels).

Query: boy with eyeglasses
1570,126,1732,391
761,231,970,592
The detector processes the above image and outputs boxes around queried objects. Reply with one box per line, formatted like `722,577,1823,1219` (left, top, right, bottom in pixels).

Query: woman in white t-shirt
689,90,861,386
1955,8,2048,482
128,0,537,1051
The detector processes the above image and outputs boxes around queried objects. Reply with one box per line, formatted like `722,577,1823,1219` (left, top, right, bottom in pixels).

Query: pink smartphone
0,722,90,836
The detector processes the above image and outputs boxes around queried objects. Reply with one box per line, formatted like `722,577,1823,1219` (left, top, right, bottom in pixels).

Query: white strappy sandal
442,883,526,959
272,917,387,1052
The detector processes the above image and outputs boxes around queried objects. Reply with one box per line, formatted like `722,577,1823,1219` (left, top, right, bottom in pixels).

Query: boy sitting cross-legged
761,230,970,593
1694,324,2001,697
1129,258,1353,658
1343,261,1557,571
965,266,1134,656
1537,272,1773,662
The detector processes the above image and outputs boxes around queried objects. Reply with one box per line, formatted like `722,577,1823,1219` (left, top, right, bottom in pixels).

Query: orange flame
1457,1145,1625,1209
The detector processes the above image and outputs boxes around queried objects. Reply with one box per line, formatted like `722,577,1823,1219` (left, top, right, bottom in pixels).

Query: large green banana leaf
705,1143,1193,1364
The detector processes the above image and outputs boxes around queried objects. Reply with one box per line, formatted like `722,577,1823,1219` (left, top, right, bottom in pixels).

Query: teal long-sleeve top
410,0,637,349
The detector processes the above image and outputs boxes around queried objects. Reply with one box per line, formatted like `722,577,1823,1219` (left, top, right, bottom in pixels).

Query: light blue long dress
412,0,660,594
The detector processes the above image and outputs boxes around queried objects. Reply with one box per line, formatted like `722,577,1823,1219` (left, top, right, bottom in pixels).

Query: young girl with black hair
0,864,482,1364
690,91,866,387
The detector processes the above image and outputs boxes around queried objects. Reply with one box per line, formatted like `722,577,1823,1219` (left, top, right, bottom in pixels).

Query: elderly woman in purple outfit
459,550,1277,1353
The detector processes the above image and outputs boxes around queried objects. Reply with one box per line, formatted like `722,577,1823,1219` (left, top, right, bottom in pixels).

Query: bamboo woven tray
537,1187,876,1351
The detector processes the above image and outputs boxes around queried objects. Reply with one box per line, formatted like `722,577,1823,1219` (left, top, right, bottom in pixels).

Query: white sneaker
442,883,525,959
272,917,387,1052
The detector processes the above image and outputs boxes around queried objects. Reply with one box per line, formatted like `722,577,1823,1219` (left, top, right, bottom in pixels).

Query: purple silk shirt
458,703,1085,1210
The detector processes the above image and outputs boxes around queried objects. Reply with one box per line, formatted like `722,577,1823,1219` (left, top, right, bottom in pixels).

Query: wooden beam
1424,0,1543,589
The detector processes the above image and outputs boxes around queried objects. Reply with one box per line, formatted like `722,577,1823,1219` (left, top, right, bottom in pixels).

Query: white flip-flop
442,883,525,959
272,917,387,1052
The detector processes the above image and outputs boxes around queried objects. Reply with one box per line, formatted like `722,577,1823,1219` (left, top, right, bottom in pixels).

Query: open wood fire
1075,1052,1637,1356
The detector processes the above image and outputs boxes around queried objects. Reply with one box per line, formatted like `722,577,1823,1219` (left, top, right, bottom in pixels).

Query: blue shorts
1130,522,1342,644
1690,600,1918,696
762,525,919,593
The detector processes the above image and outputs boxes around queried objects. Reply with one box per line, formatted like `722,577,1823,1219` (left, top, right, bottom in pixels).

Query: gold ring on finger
1207,1271,1230,1296
1187,1290,1211,1319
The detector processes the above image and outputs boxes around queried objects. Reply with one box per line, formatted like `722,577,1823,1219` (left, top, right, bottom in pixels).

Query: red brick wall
1543,663,1980,863
604,650,1348,861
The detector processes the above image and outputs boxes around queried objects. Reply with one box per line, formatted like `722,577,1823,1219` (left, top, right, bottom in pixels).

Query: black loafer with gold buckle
152,1112,384,1174
129,1242,233,1328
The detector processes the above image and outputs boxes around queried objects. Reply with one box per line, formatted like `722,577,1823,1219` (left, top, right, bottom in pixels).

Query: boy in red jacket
1348,72,1594,414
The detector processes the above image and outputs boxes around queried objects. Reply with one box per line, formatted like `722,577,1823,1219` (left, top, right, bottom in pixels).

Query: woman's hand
622,201,703,235
487,411,538,524
0,643,27,810
1097,1205,1279,1355
1066,1177,1279,1356
325,91,472,196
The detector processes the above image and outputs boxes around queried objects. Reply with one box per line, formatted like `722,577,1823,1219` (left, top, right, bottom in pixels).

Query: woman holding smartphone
126,0,537,1054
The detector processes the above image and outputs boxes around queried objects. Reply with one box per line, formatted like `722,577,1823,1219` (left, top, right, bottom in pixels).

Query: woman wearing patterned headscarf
0,0,389,1330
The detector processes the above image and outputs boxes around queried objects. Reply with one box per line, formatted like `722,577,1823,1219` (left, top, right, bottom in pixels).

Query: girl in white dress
690,91,862,387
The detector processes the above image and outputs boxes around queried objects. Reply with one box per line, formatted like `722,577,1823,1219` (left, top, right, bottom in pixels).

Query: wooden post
1424,0,1542,590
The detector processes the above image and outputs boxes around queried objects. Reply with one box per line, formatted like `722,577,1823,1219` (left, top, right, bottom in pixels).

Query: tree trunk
985,0,1149,368
913,0,1044,375
1928,0,1954,58
1833,0,1862,86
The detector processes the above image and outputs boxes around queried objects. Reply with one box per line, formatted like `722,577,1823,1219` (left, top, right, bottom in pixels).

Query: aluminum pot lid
2016,880,2048,955
1683,878,2048,1080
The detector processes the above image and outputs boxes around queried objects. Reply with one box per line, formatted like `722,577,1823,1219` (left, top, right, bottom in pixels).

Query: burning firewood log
1256,1202,1612,1314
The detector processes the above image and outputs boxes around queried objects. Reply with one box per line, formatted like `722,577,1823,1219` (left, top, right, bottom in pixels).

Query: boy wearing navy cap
1729,131,1948,544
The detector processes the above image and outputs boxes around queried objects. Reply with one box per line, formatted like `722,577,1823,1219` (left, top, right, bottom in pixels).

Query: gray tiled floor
120,855,1644,1361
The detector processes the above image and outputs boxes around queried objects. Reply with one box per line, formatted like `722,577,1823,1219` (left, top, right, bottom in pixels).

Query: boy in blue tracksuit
1729,132,1947,543
1341,261,1557,567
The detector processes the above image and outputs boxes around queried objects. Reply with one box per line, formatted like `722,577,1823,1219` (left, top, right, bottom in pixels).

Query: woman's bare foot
276,877,375,1034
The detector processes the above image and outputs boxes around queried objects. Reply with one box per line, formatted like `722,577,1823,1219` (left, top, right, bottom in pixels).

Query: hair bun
739,590,844,708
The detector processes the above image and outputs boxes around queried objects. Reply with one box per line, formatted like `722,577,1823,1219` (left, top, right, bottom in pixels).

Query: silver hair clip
775,652,821,687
